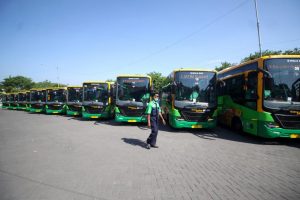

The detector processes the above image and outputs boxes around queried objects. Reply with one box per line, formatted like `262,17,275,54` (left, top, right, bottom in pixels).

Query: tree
214,62,234,72
1,76,34,92
147,71,169,92
33,80,66,88
241,48,300,62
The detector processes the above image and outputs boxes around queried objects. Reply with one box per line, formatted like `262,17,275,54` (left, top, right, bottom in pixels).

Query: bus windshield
174,71,216,107
26,93,30,101
68,88,82,102
264,58,300,110
12,94,18,101
31,91,45,102
18,94,27,101
83,83,108,102
48,89,65,102
117,77,150,102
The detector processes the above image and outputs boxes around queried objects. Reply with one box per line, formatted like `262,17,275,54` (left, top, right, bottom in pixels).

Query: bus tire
231,117,243,133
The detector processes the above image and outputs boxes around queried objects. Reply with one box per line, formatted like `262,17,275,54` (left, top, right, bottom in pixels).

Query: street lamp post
254,0,262,57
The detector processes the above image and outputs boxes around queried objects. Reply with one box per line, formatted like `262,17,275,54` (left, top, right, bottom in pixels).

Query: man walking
146,93,166,149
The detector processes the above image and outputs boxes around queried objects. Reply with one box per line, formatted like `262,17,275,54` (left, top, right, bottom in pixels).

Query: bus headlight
266,122,280,128
176,117,184,121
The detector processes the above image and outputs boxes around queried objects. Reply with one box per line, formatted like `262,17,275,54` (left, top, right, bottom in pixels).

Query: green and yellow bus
66,86,83,116
1,93,9,109
17,91,29,110
115,75,151,123
161,69,217,129
217,55,300,138
45,87,67,114
25,91,31,111
82,81,115,119
29,88,46,113
8,93,18,110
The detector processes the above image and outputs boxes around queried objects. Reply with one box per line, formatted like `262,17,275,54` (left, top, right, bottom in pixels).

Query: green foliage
1,76,34,92
105,79,116,82
147,71,169,92
33,80,66,89
214,48,300,72
214,62,234,72
0,76,67,92
241,48,300,62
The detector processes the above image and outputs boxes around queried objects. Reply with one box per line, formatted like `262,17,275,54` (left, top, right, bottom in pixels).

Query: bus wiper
184,104,206,109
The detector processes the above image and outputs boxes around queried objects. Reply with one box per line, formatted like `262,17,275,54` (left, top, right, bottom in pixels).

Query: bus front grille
68,105,82,112
85,106,103,114
274,114,300,129
47,104,63,110
180,110,209,122
119,107,145,117
31,104,44,109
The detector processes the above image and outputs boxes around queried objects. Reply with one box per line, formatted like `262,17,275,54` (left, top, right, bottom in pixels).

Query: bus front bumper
170,117,216,129
259,122,300,138
82,111,109,119
29,108,44,113
115,113,147,123
45,109,65,114
67,110,81,116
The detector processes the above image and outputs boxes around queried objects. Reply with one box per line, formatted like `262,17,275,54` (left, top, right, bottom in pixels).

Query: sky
0,0,299,85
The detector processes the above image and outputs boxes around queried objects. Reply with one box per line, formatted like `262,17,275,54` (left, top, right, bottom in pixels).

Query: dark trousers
147,117,158,146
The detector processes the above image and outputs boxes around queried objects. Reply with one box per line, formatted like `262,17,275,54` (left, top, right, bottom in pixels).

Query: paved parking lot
0,109,300,200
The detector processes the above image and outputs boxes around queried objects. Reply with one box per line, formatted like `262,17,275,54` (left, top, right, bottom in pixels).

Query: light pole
254,0,262,57
56,65,60,88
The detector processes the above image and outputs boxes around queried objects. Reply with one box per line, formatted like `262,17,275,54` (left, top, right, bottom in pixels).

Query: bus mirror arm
258,68,272,78
218,80,226,87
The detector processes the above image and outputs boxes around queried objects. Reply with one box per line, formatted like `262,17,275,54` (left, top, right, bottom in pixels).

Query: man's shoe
146,144,151,149
150,145,159,148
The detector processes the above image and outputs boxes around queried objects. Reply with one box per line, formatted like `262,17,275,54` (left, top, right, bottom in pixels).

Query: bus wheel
231,117,243,133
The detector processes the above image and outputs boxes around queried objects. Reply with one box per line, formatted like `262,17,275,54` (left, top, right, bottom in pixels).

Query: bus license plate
192,125,202,128
91,116,98,118
290,134,300,138
128,120,137,122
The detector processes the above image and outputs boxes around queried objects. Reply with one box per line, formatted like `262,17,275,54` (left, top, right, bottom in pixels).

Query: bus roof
83,81,106,84
45,87,67,90
218,54,300,75
172,68,217,73
30,88,46,91
116,74,151,79
67,86,82,88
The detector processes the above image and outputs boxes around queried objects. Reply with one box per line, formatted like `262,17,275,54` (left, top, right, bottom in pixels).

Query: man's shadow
121,138,148,149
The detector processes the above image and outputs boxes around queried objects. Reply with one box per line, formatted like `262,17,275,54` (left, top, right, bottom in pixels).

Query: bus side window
226,75,244,103
245,72,258,110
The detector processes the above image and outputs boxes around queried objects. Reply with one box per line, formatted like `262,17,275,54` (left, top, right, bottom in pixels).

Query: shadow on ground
189,125,300,148
121,138,148,149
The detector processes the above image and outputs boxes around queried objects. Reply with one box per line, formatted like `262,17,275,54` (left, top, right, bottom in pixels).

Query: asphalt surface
0,109,300,200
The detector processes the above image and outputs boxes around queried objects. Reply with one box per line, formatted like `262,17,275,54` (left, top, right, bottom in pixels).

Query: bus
66,86,83,116
82,81,115,119
45,87,67,114
29,88,46,113
1,93,9,108
161,69,217,129
17,91,28,110
217,55,300,138
8,93,18,110
115,75,152,123
25,91,31,111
